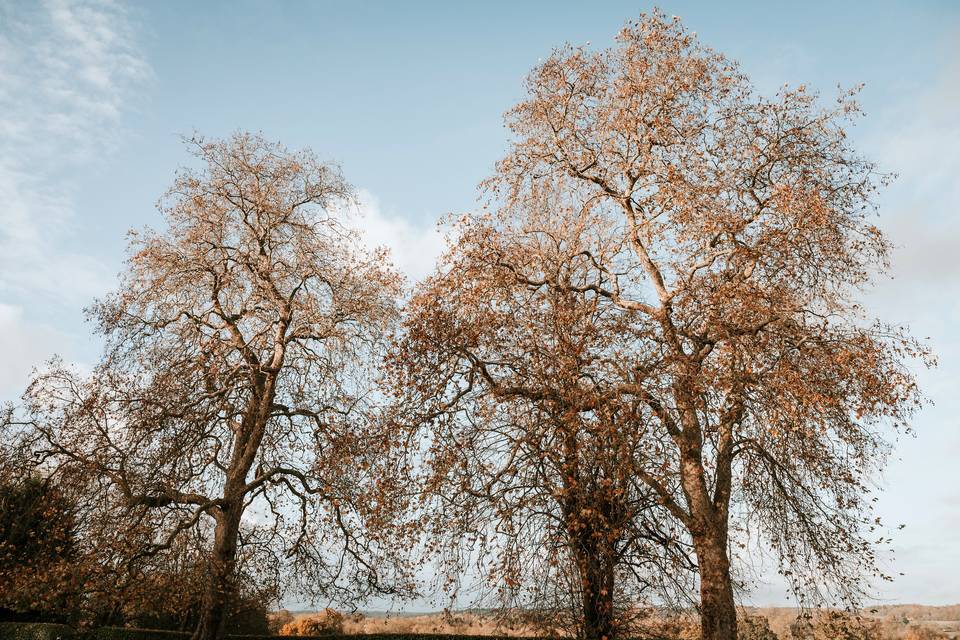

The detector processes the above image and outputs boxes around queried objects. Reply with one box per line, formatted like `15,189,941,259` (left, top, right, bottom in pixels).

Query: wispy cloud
0,0,149,303
0,0,149,399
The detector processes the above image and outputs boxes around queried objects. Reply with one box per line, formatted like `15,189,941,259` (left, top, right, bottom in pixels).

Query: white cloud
349,189,447,285
0,303,67,399
0,0,149,304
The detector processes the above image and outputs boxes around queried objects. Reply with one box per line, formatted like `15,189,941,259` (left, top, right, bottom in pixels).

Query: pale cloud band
0,0,149,305
0,0,150,400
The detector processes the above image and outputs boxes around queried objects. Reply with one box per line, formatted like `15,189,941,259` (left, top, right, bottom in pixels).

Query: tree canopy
393,12,931,640
4,133,414,640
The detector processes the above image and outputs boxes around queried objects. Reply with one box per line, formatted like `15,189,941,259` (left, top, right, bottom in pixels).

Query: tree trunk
580,560,614,640
574,534,615,640
193,502,242,640
193,382,274,640
694,530,737,640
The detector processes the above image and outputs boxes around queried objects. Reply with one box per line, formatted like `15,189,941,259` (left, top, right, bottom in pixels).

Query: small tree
4,133,411,640
737,616,777,640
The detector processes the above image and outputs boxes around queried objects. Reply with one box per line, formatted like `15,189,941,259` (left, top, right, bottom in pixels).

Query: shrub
0,478,80,623
267,611,295,635
903,625,950,640
790,611,882,640
279,610,344,636
738,616,778,640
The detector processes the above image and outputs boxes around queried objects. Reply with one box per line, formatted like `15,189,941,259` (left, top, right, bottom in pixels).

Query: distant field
280,611,546,638
279,605,960,639
745,605,960,639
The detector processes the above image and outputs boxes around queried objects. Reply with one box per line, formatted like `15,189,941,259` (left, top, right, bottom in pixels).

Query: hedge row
0,624,76,640
0,625,534,640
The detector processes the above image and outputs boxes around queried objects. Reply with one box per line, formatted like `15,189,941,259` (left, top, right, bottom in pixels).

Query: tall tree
4,133,411,640
392,184,697,640
398,13,930,640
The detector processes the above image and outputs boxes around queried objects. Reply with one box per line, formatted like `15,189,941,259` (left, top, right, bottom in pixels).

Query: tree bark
571,513,615,640
693,529,737,640
579,552,615,640
192,502,242,640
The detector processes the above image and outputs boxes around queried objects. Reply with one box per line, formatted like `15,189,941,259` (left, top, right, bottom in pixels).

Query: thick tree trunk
571,522,615,640
193,502,242,640
693,530,737,640
193,380,275,640
580,555,615,640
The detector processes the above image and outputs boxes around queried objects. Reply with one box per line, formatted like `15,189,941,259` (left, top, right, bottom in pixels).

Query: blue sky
0,0,958,608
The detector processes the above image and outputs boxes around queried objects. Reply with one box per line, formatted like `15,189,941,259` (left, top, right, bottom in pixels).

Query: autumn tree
396,12,929,640
3,133,412,640
392,185,699,640
0,474,79,621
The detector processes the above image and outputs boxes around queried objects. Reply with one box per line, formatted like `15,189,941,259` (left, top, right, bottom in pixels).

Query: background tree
400,12,930,640
391,184,697,640
0,473,79,622
3,132,412,640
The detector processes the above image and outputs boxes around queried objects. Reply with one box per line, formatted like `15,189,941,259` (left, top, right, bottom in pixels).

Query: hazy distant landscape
271,606,960,639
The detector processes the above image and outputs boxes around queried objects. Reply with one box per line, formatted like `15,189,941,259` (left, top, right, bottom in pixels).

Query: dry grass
277,610,550,638
273,605,960,639
743,606,959,640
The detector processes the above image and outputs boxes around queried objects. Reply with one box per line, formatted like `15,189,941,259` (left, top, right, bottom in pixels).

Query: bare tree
396,13,931,640
391,184,697,640
4,133,412,640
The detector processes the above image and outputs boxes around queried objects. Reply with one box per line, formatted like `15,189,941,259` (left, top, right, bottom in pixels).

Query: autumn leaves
1,11,930,640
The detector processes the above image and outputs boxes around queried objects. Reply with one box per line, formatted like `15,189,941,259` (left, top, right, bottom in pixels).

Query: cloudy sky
0,0,957,608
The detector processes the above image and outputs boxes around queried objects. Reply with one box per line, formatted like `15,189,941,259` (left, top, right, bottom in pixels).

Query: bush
279,610,344,636
267,611,295,635
0,478,80,623
738,616,777,640
903,625,950,640
791,611,883,640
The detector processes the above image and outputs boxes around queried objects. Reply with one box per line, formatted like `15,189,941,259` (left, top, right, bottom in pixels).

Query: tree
391,184,697,640
790,611,881,640
398,12,930,640
0,475,79,621
4,133,412,640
